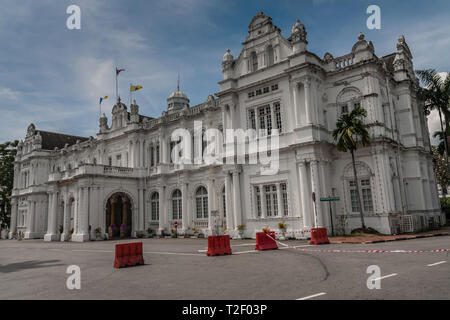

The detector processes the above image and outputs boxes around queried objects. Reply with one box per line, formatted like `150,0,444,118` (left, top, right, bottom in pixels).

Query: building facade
9,12,443,241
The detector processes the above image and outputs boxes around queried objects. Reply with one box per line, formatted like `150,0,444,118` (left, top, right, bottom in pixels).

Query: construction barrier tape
264,232,450,254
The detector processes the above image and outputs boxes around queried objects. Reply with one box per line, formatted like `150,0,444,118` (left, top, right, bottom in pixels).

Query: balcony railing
48,164,146,182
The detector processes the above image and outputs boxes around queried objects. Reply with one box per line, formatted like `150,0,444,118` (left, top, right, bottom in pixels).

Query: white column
304,78,312,125
45,193,53,239
158,186,165,234
128,141,132,168
140,188,145,231
44,192,58,241
9,198,18,239
311,160,324,227
160,136,167,163
229,104,235,129
299,162,311,228
222,108,227,131
73,187,89,242
232,170,242,228
141,140,145,168
73,189,80,235
82,188,89,237
181,182,188,231
207,179,214,232
90,187,98,238
225,172,233,231
61,197,71,241
252,185,258,219
276,183,284,217
260,184,267,219
26,200,35,238
292,83,301,128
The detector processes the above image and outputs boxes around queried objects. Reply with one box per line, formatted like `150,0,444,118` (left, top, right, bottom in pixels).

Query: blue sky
1,0,449,142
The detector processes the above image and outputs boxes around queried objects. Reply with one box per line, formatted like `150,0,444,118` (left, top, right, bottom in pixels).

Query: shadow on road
0,260,64,273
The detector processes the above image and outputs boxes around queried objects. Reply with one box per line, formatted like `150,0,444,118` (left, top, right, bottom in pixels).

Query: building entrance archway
105,193,132,238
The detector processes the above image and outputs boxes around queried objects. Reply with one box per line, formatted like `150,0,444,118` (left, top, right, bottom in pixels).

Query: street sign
320,197,340,202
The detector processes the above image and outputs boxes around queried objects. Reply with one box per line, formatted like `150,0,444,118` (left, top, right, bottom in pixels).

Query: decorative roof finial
177,73,180,92
358,32,365,41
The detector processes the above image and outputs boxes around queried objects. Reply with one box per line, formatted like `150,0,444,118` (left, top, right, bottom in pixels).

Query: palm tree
416,69,450,164
333,106,371,229
433,129,450,156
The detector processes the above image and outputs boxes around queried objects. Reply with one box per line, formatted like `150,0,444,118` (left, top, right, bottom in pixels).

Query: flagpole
115,68,119,100
99,100,101,118
129,83,132,106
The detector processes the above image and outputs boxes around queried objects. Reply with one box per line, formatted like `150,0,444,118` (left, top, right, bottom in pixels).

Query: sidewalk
329,228,450,244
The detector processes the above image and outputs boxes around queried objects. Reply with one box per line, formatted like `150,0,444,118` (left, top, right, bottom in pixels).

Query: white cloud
0,88,20,101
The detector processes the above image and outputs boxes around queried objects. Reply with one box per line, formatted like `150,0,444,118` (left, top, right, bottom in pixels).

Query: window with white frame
348,179,373,213
264,185,278,217
251,51,258,72
172,189,182,220
361,179,374,212
274,102,282,133
196,186,208,219
248,102,281,135
255,186,261,217
281,183,288,216
248,109,256,130
259,105,272,136
156,144,160,164
150,146,155,167
151,192,159,221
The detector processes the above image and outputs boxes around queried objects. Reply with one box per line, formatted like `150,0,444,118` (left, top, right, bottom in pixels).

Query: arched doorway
105,193,132,239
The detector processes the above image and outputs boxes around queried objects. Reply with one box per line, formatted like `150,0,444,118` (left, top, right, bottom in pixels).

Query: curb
330,232,450,244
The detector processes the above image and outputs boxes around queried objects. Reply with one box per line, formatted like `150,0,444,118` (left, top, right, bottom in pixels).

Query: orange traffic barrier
310,228,330,245
255,231,278,251
114,242,145,268
207,235,232,256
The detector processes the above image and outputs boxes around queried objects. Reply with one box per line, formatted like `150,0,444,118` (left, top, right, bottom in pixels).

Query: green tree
433,128,450,157
431,146,450,195
0,140,19,229
416,69,450,164
333,106,371,229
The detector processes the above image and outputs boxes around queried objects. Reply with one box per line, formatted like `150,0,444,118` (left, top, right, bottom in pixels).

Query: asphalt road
0,236,449,300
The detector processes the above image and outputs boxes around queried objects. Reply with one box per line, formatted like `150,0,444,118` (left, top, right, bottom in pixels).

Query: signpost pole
329,196,334,236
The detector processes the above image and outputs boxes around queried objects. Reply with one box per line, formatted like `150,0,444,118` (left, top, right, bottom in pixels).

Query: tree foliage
333,106,371,229
431,146,450,194
0,140,18,228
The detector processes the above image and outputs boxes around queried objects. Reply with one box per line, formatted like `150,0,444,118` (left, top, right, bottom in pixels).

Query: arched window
337,87,363,116
151,192,159,221
172,189,182,220
196,186,208,219
251,51,258,72
344,162,374,213
266,45,274,66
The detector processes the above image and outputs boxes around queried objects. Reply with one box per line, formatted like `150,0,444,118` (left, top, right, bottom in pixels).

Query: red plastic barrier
207,235,232,256
310,228,330,245
114,242,145,268
255,231,278,251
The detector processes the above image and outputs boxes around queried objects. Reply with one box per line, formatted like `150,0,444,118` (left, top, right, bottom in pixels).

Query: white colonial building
9,12,443,241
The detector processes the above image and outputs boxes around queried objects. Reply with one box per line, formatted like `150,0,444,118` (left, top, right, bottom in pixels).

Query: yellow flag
130,85,143,92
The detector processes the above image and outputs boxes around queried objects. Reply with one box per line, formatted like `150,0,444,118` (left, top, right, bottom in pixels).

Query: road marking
280,245,312,250
199,244,312,252
296,292,327,300
427,261,447,267
231,243,255,247
144,251,204,257
372,273,398,282
72,249,113,253
233,250,260,255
